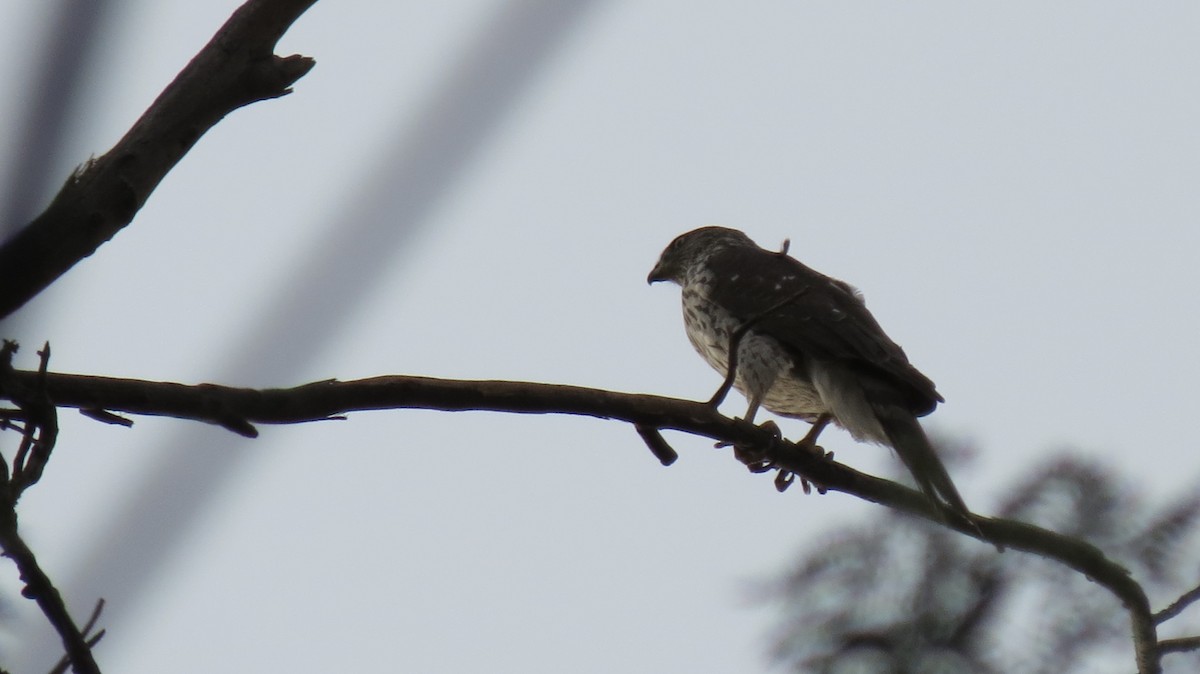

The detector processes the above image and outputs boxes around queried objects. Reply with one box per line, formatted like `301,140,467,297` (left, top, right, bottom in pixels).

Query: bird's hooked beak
647,260,669,285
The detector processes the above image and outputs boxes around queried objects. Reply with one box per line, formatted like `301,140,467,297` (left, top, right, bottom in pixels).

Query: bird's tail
879,412,970,518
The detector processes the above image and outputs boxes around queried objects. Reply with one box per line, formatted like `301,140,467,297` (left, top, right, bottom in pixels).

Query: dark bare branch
1159,636,1200,655
0,0,318,319
0,367,1159,666
0,364,1170,671
47,599,106,674
0,5,322,663
1155,581,1200,625
634,424,678,466
79,408,133,427
0,344,95,671
10,342,58,491
0,513,99,674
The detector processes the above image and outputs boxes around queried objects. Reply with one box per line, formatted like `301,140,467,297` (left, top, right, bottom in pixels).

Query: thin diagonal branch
1155,581,1200,625
0,343,94,671
0,0,318,320
0,511,99,674
48,600,106,674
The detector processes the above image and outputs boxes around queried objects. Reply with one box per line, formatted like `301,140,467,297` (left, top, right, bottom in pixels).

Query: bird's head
647,226,756,285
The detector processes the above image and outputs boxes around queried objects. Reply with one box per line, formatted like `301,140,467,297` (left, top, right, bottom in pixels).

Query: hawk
648,226,968,516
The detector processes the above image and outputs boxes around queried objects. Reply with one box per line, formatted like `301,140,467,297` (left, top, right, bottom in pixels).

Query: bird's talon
774,470,795,492
757,419,783,442
733,444,773,472
747,460,773,474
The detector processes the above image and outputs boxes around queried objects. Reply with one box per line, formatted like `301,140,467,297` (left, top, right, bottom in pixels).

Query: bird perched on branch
648,226,968,517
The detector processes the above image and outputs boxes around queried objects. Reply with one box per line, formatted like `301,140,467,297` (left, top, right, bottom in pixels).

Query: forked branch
0,0,318,320
0,364,1182,673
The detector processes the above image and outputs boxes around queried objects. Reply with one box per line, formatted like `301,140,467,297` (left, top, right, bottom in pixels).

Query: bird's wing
703,246,942,415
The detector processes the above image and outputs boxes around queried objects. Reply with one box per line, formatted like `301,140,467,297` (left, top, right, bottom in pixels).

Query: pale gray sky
1,2,1199,672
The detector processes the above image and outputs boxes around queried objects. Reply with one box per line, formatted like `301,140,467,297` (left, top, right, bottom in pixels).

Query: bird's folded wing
703,246,942,415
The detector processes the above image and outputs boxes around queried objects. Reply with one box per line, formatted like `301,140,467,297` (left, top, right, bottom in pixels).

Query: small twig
11,342,59,492
0,518,100,674
79,597,106,637
1159,635,1200,655
216,414,259,438
0,343,97,672
0,340,17,364
634,424,678,466
79,408,134,427
1155,582,1200,625
47,599,106,674
48,631,106,674
10,345,48,477
0,407,26,426
11,425,35,481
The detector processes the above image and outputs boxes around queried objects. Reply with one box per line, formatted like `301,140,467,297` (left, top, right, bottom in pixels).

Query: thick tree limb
0,0,318,319
0,367,1174,672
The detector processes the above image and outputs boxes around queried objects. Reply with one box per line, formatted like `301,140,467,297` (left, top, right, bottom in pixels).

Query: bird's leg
798,414,831,449
742,399,760,426
709,288,814,484
706,334,744,410
714,397,764,450
715,394,776,466
730,398,786,474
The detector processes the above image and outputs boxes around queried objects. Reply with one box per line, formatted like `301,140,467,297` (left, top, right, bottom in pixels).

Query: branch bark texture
0,0,317,319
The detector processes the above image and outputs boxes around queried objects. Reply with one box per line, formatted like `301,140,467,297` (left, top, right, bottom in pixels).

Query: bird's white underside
680,281,889,445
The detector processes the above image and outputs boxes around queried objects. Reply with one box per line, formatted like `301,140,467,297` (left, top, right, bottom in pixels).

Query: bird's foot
788,433,834,495
774,453,832,494
774,470,796,492
715,418,787,476
715,419,835,494
793,447,834,495
713,418,780,450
